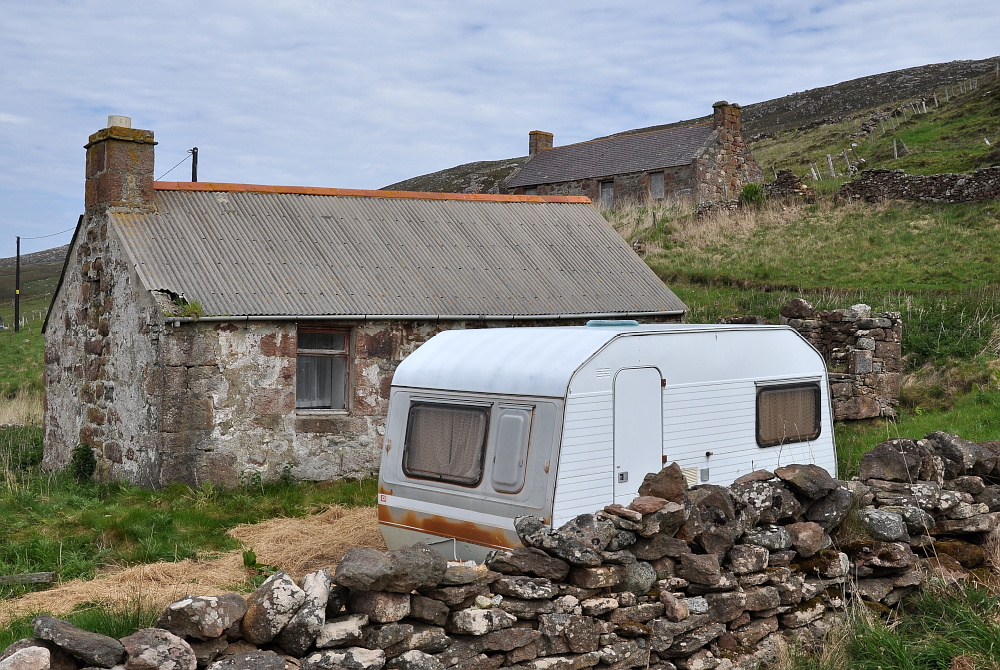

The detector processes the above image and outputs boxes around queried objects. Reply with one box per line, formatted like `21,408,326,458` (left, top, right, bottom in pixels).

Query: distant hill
386,56,1000,193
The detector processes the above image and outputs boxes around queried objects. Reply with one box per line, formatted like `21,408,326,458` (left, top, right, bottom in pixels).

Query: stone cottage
43,117,687,489
505,102,763,207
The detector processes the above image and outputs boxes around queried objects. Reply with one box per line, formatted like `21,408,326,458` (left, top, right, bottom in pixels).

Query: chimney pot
107,115,132,129
529,130,554,156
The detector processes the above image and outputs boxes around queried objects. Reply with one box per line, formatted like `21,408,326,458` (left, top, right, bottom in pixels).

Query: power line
157,153,191,180
20,225,77,241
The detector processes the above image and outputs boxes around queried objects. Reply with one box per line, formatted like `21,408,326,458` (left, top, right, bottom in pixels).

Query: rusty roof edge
153,181,592,204
165,309,687,325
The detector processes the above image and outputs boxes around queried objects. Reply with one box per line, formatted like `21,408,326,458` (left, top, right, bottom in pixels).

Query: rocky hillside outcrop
4,431,1000,670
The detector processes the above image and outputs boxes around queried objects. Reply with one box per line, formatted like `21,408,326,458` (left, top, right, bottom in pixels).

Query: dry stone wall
838,166,1000,203
6,433,1000,670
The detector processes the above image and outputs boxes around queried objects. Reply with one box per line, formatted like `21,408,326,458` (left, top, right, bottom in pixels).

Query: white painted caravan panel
614,367,663,504
552,392,614,526
663,379,836,484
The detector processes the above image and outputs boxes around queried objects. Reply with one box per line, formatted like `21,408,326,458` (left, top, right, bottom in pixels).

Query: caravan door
613,367,663,505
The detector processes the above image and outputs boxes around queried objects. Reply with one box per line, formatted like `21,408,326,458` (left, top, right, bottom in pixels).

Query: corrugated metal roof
506,123,716,188
111,185,686,319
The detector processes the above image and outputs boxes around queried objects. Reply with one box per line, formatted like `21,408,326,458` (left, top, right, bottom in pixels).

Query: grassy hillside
752,71,1000,180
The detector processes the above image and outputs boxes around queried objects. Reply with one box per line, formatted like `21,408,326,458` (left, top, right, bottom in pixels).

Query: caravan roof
391,323,797,397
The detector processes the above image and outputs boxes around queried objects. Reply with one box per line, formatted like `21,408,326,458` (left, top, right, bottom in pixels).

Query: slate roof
506,123,716,188
109,182,686,319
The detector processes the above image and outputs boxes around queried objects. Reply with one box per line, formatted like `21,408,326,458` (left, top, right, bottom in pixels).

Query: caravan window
756,383,821,447
403,403,489,486
491,406,533,493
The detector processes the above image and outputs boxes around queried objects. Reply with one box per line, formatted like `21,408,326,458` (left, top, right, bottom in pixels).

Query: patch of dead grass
0,391,43,427
0,505,385,626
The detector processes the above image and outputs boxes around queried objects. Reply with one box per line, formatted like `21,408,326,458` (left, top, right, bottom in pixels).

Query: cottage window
296,329,349,410
403,402,489,486
650,172,665,200
524,187,538,196
756,383,821,447
600,181,614,208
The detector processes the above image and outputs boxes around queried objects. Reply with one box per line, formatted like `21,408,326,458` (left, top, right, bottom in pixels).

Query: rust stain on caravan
378,504,521,551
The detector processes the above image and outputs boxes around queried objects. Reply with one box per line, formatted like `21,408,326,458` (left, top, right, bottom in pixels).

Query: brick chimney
712,101,742,135
84,115,156,214
528,130,554,156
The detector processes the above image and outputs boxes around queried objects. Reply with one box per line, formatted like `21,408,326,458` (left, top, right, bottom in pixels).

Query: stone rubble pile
4,433,1000,670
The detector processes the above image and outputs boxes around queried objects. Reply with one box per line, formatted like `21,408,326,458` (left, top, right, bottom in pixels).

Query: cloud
0,0,998,257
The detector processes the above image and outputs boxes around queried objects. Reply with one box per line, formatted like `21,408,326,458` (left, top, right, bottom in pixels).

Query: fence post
893,138,898,160
826,154,836,177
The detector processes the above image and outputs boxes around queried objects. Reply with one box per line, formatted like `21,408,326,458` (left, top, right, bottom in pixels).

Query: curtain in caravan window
403,403,489,486
757,384,821,447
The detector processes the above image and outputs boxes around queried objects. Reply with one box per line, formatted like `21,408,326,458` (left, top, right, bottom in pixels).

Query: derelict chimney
84,115,156,214
529,130,554,156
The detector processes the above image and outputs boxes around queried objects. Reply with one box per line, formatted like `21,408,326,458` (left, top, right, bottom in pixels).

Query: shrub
739,182,766,207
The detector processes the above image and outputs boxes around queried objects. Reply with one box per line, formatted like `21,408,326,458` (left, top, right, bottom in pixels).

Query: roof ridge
544,121,714,152
153,181,591,204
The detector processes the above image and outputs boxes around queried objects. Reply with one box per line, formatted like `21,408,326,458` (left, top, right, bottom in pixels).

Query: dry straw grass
0,505,385,626
0,391,43,427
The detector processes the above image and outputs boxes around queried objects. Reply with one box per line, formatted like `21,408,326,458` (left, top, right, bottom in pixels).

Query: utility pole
14,236,20,332
190,147,199,182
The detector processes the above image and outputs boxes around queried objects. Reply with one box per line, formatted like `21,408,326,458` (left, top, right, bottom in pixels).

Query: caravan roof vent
585,319,639,327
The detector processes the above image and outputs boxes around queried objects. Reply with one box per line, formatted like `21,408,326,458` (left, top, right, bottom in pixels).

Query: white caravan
377,322,837,561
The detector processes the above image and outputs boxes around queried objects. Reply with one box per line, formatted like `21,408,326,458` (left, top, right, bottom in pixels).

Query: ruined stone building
43,117,687,488
505,102,763,207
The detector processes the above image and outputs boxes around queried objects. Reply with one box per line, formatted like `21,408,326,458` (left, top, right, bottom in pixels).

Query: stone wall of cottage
10,432,1000,670
507,165,695,207
838,166,1000,203
43,213,167,487
692,104,764,205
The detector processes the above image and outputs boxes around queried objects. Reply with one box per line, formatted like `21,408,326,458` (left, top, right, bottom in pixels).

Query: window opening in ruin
524,187,538,196
403,402,490,486
650,172,665,200
491,405,534,493
600,181,614,209
756,383,821,447
296,328,349,410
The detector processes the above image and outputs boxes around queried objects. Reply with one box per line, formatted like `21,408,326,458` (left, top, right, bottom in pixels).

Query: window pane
492,407,532,493
296,354,347,409
757,385,821,447
403,403,489,486
299,332,346,351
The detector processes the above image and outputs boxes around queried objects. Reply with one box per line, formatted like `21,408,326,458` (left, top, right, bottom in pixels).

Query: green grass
0,425,376,601
751,74,1000,181
0,295,48,398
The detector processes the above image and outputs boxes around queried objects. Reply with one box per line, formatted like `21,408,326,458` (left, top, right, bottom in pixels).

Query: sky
1,0,998,258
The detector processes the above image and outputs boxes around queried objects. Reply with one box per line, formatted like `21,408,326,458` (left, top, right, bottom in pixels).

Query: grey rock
440,564,491,586
658,592,690,622
187,637,228,669
927,432,997,476
774,464,838,499
446,610,515,636
157,594,248,641
618,562,657,596
121,628,196,670
491,576,555,600
781,298,814,319
638,463,688,504
636,503,687,538
385,651,443,670
862,509,907,541
302,647,386,670
242,570,306,645
363,623,415,651
540,515,618,566
741,525,792,551
0,647,50,670
348,592,411,624
704,591,746,622
537,614,601,654
408,596,450,626
785,522,825,558
335,545,447,594
0,639,76,670
806,486,854,529
730,481,801,525
606,603,664,624
726,545,768,574
859,439,934,482
495,597,556,620
485,548,569,581
207,651,285,670
32,615,125,668
580,597,618,617
277,568,331,656
679,487,743,555
481,628,541,652
899,506,935,535
630,534,690,561
316,613,369,649
327,585,351,618
676,554,721,586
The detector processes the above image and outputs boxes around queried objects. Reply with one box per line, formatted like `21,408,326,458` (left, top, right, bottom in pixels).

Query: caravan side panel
551,392,614,526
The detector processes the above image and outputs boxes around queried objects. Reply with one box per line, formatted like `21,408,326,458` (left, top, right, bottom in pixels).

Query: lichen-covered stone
157,594,248,641
121,628,196,670
242,570,307,645
32,615,125,668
